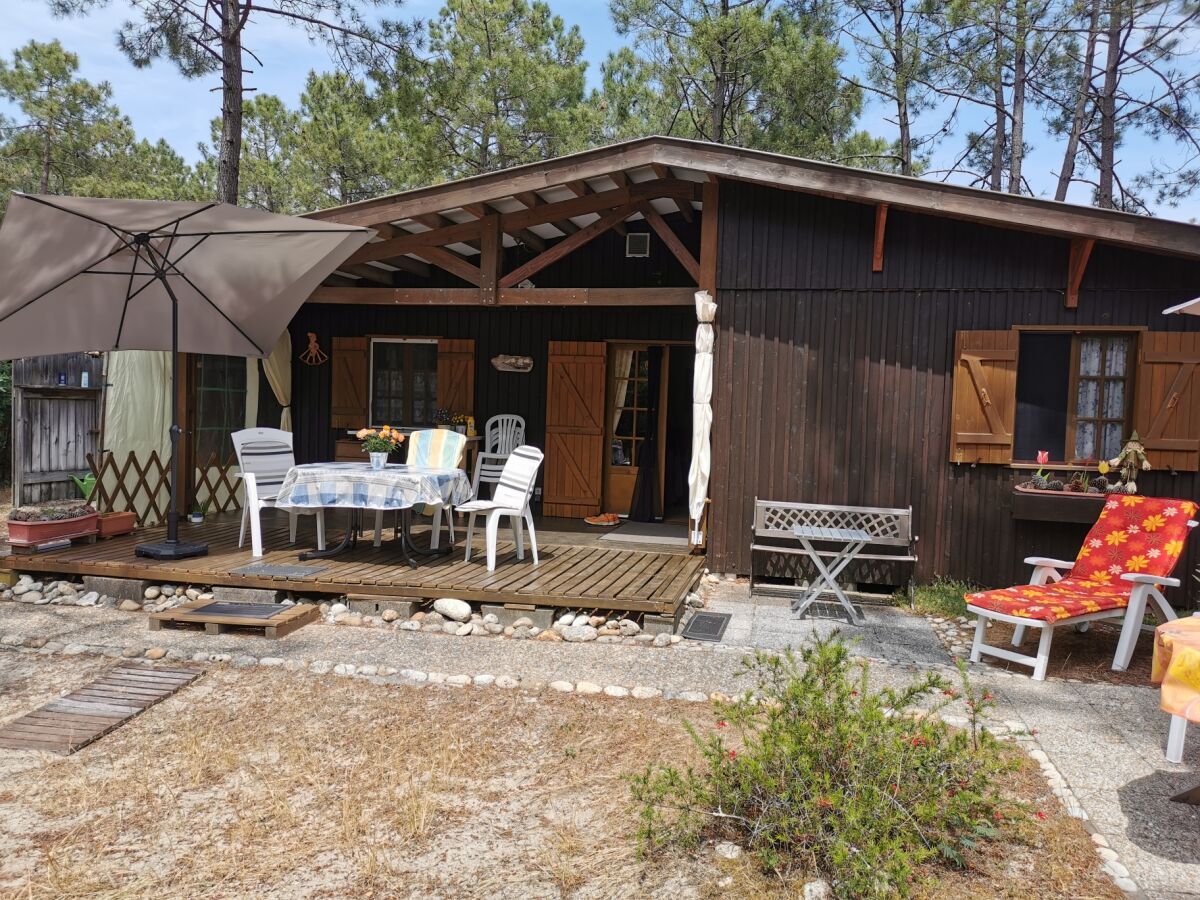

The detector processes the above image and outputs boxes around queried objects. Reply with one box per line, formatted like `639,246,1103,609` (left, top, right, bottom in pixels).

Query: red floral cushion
1070,495,1197,583
966,496,1197,624
967,578,1131,623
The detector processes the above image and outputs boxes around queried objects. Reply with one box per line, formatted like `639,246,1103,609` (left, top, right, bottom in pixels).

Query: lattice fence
87,451,242,527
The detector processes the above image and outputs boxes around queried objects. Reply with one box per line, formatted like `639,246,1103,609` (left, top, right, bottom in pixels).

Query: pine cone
1032,475,1050,489
1046,479,1065,491
1092,476,1109,490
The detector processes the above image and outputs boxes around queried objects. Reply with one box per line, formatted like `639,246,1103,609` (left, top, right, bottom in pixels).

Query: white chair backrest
485,414,526,455
492,445,543,509
231,427,296,501
472,451,508,497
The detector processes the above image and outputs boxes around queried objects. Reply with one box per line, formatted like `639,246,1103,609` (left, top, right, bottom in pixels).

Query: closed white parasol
688,290,717,546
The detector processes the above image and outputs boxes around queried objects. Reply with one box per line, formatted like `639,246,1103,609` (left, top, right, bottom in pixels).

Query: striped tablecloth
1153,616,1200,724
274,463,472,512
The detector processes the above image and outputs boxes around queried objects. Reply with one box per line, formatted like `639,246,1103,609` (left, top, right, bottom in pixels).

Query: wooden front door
543,341,606,518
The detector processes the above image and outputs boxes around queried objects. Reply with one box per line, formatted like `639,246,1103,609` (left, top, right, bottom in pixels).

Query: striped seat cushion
240,441,294,501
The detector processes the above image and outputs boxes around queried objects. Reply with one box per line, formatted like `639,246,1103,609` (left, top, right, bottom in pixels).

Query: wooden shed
287,137,1200,601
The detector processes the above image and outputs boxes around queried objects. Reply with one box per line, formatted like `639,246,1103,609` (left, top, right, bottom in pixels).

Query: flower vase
369,451,388,470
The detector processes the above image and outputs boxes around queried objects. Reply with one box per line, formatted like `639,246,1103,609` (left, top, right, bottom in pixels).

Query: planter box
7,511,99,547
98,511,137,539
1011,486,1106,524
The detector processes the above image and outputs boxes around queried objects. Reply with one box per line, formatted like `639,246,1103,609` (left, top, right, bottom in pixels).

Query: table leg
400,507,455,558
300,510,360,561
792,539,867,625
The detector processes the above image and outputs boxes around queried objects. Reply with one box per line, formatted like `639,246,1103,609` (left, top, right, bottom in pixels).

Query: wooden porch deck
1,514,704,616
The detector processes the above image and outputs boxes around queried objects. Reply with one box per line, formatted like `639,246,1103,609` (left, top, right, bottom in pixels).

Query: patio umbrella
687,290,717,546
0,193,372,560
1163,296,1200,315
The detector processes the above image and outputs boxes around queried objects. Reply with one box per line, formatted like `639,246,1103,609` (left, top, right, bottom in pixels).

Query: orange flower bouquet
357,426,405,469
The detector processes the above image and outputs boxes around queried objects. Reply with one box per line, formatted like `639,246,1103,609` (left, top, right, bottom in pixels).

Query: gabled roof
305,136,1200,262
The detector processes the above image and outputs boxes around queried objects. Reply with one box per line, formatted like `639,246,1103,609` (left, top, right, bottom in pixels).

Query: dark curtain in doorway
629,346,663,522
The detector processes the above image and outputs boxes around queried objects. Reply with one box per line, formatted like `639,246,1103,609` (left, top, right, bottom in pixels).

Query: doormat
231,563,328,578
599,521,689,548
189,602,290,619
680,611,732,643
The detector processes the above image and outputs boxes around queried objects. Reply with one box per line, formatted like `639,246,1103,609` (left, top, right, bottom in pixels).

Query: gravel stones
381,609,400,623
117,599,142,612
575,681,602,695
144,586,161,600
549,680,574,692
144,647,167,660
433,597,472,622
652,633,672,648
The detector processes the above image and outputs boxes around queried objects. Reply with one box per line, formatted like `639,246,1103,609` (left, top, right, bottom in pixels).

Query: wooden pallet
148,600,321,638
0,665,202,755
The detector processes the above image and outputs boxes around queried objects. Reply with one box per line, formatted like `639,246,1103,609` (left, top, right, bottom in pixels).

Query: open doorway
603,342,692,524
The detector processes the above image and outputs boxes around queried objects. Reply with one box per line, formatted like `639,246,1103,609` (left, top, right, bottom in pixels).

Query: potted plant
98,510,137,538
189,500,209,525
6,501,99,546
433,408,453,430
452,413,469,435
356,426,405,469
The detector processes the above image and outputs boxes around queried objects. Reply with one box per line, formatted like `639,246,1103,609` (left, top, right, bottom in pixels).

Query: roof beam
640,203,699,282
463,201,546,254
872,203,888,273
416,245,482,286
499,204,638,289
345,219,483,265
1066,237,1094,309
500,180,701,233
341,264,394,286
566,178,626,236
651,163,693,222
307,286,695,306
514,189,579,236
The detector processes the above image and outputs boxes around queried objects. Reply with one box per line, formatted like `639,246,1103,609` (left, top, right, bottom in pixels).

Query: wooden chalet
9,136,1200,612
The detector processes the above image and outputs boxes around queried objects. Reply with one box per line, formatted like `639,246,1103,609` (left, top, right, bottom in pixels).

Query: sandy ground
0,654,1119,899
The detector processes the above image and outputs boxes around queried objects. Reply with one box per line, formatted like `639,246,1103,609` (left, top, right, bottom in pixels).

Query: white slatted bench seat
750,499,919,602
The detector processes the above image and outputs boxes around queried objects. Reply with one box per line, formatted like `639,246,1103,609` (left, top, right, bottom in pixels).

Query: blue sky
4,0,1198,221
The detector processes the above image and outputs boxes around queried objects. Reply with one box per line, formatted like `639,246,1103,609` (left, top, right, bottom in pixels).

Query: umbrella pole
135,262,208,560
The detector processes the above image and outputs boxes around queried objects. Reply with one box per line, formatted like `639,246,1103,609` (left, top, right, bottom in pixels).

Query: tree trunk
988,1,1006,191
1008,0,1027,193
893,0,912,175
1096,0,1122,209
712,0,730,143
40,127,52,194
217,0,245,205
1054,2,1101,201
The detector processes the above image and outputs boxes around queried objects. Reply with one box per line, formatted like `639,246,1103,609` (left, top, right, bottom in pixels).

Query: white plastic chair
459,445,543,572
485,414,525,456
232,428,324,558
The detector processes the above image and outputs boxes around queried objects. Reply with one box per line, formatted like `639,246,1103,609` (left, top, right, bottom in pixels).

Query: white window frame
368,337,438,427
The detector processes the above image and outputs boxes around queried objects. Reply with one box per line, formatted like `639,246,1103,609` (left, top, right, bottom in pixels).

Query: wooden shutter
949,330,1019,464
544,341,606,517
330,337,368,429
436,339,475,416
1133,332,1200,471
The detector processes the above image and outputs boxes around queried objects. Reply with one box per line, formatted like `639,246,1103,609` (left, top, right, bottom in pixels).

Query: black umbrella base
135,540,209,560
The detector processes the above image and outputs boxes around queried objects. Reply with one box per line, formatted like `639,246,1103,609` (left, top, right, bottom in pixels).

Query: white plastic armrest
1024,557,1074,570
1120,572,1180,588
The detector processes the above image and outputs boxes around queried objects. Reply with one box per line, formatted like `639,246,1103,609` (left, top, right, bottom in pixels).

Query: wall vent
625,232,650,258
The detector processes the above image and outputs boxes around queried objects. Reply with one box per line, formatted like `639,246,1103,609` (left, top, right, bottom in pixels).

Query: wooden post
1066,237,1094,309
872,203,888,273
479,214,501,304
700,179,719,296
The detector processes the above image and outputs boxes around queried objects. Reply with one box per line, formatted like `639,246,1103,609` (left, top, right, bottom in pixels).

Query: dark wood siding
709,181,1200,603
288,305,695,468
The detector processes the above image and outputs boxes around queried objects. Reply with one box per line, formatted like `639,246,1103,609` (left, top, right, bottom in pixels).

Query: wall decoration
299,332,328,366
491,354,534,373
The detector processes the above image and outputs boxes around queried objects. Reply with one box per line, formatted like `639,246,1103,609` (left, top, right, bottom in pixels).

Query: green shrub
630,636,1014,897
911,577,976,618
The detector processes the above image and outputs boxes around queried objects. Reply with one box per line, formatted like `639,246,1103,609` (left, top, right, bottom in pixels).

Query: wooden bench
750,499,919,602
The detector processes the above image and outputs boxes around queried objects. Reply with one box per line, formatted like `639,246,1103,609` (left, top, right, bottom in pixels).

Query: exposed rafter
872,203,888,273
566,178,626,235
417,245,482,286
514,189,579,237
651,163,693,222
308,286,695,306
641,203,699,282
500,204,638,288
462,201,546,253
1066,237,1094,309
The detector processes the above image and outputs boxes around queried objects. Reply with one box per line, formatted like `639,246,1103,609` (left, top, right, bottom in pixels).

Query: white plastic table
791,524,872,625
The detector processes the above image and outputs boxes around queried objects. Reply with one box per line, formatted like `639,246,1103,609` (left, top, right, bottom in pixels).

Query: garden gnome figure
1108,431,1151,494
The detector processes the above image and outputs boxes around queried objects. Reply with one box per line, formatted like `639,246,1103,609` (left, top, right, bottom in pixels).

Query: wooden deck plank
2,514,696,616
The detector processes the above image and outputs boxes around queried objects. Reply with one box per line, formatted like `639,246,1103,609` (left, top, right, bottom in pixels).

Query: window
369,338,437,426
610,347,652,467
1013,332,1134,464
194,354,247,462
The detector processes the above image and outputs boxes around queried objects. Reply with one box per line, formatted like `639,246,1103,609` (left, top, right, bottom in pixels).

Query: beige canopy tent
0,193,371,558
